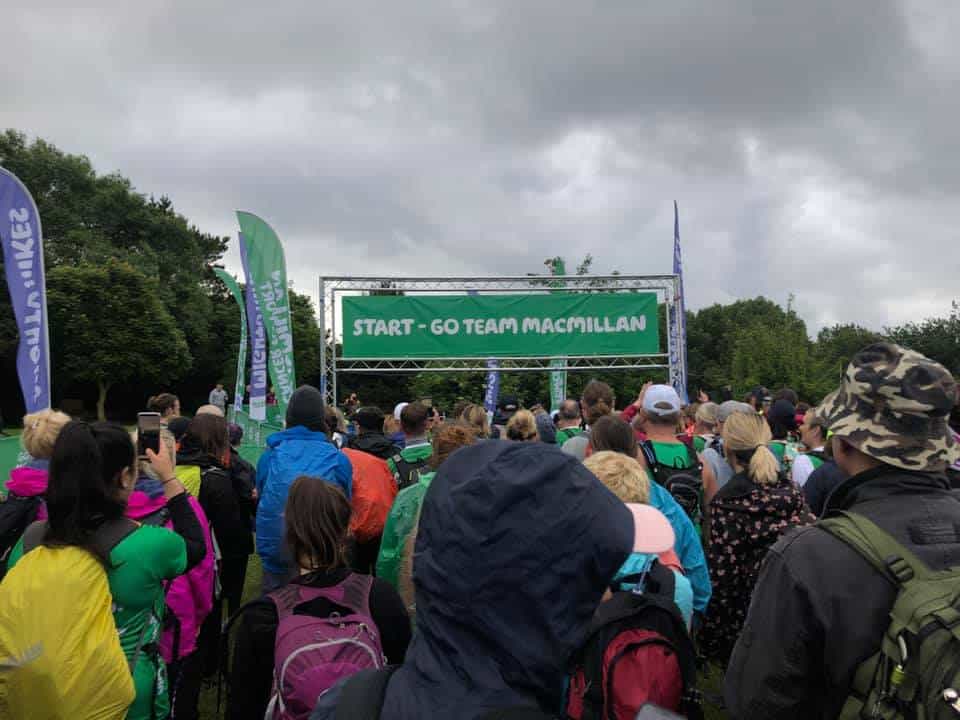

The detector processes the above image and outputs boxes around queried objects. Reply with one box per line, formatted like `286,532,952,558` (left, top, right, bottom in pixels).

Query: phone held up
137,412,161,457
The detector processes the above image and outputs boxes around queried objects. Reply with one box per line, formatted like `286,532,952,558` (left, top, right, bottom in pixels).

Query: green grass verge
197,555,264,719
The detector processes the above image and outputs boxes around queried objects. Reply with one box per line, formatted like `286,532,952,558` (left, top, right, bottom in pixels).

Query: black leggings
167,650,203,720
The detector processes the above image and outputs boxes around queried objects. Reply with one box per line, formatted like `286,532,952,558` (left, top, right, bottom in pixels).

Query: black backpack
640,440,704,528
335,666,556,719
0,493,43,580
565,562,702,720
391,453,429,491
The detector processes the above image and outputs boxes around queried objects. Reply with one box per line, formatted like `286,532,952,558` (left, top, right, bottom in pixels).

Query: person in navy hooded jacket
311,439,634,719
255,385,352,592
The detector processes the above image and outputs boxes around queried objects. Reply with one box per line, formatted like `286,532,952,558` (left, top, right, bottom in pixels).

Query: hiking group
3,341,960,720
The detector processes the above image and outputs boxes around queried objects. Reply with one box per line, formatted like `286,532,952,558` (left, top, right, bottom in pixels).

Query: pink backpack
265,574,386,720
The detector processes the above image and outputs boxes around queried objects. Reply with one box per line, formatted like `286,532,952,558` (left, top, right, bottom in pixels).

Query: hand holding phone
137,412,161,457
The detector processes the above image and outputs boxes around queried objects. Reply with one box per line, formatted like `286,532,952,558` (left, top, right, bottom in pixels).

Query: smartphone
137,412,161,457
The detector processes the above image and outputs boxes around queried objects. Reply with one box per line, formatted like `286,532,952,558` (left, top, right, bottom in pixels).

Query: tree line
1,131,956,422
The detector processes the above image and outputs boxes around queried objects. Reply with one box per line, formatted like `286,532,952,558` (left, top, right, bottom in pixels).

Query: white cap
642,385,683,417
393,402,409,420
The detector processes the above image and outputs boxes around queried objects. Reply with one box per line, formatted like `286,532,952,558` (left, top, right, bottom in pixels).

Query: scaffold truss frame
319,275,685,407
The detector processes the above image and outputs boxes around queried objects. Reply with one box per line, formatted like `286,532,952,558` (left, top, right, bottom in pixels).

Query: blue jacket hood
385,440,633,718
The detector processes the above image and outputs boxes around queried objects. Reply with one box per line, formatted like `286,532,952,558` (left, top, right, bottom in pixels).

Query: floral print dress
701,472,814,663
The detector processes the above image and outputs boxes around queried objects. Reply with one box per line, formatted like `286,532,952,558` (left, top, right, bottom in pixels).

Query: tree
46,261,190,419
807,323,885,398
886,302,960,376
0,131,227,411
290,290,322,387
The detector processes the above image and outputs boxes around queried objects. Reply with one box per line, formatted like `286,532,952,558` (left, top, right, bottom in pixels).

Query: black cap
286,385,327,433
499,395,519,412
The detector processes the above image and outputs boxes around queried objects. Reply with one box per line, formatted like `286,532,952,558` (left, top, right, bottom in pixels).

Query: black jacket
178,449,254,557
701,473,813,664
802,459,848,517
311,441,634,720
724,466,960,719
227,568,411,720
347,432,400,461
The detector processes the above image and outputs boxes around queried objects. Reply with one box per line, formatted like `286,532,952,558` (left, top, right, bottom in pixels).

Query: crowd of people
2,340,960,720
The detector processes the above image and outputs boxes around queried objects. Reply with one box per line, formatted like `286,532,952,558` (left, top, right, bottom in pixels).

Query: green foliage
46,261,190,419
0,130,228,416
290,290,321,387
886,302,960,376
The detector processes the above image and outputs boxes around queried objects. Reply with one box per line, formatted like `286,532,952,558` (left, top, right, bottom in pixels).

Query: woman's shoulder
115,523,184,555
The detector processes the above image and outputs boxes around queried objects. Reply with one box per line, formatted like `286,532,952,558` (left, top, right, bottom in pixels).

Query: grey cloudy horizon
3,0,958,334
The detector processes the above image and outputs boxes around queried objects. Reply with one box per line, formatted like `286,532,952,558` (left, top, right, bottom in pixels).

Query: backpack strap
21,520,47,554
335,666,398,720
819,510,932,587
268,572,375,620
21,516,137,557
639,440,657,470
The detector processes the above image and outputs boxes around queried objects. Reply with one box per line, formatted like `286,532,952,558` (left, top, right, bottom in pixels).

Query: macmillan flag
0,167,50,413
236,212,297,413
213,267,248,423
548,258,567,412
239,232,268,422
468,289,501,415
670,201,689,403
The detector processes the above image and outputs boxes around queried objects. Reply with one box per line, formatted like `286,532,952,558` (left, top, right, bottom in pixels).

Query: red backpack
342,449,398,543
565,562,702,720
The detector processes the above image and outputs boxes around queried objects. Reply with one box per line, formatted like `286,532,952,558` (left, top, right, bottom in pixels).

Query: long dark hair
45,421,133,565
285,478,352,572
181,413,228,463
581,380,615,426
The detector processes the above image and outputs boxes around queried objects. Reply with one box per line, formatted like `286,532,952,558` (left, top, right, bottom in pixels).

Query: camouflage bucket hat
816,342,959,473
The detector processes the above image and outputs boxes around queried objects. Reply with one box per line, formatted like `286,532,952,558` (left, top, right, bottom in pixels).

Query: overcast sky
4,1,957,333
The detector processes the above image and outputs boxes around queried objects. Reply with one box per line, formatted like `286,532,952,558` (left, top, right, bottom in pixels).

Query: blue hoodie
312,440,633,719
255,425,353,576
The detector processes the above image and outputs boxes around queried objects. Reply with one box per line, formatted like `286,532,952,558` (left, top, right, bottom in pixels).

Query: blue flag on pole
671,201,689,403
0,167,50,413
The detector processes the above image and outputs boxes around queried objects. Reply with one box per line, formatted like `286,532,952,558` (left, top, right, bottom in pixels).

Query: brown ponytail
581,380,615,426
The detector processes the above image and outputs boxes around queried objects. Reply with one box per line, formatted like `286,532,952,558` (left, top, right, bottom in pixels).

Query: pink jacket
126,486,216,662
6,465,49,521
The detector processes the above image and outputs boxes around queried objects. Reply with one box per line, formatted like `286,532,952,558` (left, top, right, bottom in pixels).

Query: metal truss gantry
319,275,685,408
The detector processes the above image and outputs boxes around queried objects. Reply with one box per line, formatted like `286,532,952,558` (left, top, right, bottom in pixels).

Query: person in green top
387,401,434,489
692,402,719,453
8,422,206,720
377,422,478,588
766,398,800,473
554,398,584,447
632,385,716,528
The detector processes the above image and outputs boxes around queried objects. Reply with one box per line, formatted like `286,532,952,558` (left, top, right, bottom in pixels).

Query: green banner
236,211,296,411
213,268,248,423
343,292,658,359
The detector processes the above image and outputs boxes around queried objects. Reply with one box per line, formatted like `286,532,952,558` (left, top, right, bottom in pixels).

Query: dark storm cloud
2,0,958,331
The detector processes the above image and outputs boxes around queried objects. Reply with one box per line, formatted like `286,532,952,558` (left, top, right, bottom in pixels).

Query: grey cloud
2,0,958,335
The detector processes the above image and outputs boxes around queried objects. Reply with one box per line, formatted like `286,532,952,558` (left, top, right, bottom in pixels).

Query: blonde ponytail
722,411,780,485
747,445,780,486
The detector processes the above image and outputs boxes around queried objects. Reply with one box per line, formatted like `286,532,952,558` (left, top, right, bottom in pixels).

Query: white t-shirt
792,447,825,488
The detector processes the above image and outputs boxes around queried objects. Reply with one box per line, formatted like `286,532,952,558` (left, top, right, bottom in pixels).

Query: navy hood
385,440,633,719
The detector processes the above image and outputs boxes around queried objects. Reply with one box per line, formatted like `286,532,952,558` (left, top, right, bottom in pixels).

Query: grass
197,555,264,719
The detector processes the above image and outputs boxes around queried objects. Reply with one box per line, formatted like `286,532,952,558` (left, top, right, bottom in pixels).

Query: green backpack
820,510,960,719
